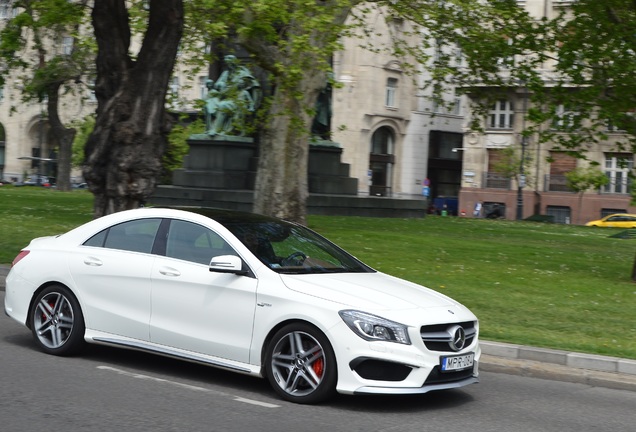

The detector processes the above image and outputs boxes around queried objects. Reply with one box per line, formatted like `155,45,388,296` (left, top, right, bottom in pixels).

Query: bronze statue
203,55,261,136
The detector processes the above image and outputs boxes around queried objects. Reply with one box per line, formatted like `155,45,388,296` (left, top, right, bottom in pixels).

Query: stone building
331,5,465,211
456,0,636,223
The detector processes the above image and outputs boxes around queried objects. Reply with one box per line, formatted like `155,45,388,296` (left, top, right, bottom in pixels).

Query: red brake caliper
312,357,324,378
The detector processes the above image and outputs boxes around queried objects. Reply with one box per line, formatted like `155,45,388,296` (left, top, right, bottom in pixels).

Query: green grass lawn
1,186,635,359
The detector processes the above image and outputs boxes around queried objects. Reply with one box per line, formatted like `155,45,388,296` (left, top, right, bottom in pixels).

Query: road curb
480,340,636,375
0,265,7,288
480,341,636,392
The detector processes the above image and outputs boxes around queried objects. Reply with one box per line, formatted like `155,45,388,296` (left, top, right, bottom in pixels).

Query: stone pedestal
150,135,427,217
170,135,357,194
171,135,258,190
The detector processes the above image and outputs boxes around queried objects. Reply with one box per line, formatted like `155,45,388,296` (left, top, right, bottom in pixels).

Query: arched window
369,126,395,196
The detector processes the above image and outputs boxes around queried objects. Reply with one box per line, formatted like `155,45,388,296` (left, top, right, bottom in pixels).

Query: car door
149,219,257,363
69,218,161,341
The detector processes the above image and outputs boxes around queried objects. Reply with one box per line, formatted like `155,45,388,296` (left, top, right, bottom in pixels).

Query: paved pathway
1,264,635,392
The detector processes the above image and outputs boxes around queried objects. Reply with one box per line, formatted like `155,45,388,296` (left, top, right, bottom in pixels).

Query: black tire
264,323,337,404
30,284,85,356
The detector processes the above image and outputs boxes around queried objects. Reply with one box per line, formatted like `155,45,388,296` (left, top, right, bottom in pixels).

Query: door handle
83,257,103,267
159,267,181,277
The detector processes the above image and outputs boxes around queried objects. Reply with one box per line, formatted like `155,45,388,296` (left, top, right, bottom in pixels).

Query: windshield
223,220,374,274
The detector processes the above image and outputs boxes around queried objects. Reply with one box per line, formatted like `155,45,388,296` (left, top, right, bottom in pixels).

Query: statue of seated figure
203,55,261,137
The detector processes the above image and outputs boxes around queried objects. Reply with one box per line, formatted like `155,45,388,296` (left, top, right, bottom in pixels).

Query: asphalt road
1,298,635,431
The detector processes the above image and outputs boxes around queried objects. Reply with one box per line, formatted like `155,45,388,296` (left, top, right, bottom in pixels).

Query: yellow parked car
585,214,636,228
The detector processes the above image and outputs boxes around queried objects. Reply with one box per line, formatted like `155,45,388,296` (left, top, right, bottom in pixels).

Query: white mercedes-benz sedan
4,207,479,403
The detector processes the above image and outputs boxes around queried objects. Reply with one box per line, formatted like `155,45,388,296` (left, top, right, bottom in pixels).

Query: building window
169,76,180,109
488,99,514,129
0,0,12,19
497,38,515,67
87,78,96,102
452,90,461,116
432,90,461,116
546,205,572,224
199,76,208,99
453,46,464,67
547,151,577,192
61,36,73,55
552,104,580,130
603,154,633,194
601,208,626,218
386,78,398,108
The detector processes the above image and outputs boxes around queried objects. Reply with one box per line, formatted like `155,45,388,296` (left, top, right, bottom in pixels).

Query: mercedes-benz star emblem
449,325,466,351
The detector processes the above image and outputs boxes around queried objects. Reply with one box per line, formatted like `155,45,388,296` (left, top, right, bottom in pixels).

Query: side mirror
209,255,247,275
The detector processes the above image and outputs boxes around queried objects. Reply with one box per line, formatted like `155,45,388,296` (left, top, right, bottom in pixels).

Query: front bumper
328,319,481,395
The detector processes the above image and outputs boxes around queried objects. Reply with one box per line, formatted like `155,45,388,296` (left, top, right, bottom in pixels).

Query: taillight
12,250,30,267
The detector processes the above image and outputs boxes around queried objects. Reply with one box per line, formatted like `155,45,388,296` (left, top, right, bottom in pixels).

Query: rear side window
84,219,161,254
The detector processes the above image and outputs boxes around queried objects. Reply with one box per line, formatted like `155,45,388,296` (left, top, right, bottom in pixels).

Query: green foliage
0,0,94,102
162,118,205,183
70,115,95,168
491,145,534,187
565,166,609,193
378,0,636,165
566,166,610,224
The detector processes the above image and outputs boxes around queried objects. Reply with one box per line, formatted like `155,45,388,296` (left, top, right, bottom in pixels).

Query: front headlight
339,310,411,345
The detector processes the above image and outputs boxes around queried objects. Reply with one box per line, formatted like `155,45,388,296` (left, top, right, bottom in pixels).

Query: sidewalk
1,264,635,392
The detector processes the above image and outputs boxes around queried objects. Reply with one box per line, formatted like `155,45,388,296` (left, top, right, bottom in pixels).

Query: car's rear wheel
30,285,85,356
265,323,337,404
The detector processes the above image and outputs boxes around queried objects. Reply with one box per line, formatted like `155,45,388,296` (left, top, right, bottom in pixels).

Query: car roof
57,206,296,245
161,206,290,225
606,213,636,217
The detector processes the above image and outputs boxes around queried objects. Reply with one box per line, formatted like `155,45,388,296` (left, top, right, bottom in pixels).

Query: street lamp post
516,84,529,221
516,135,527,220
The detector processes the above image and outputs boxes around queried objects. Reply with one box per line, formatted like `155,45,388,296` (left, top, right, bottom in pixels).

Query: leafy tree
491,144,534,188
84,0,184,216
441,0,636,159
0,0,94,191
528,0,636,154
565,166,609,225
235,0,354,225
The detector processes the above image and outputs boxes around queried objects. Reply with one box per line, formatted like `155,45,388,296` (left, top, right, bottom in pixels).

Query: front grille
420,321,477,352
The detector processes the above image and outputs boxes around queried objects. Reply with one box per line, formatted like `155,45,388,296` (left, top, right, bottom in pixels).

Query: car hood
280,271,458,311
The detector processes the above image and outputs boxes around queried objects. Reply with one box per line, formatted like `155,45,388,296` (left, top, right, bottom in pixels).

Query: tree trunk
83,0,184,217
46,84,75,192
246,4,351,224
253,73,325,225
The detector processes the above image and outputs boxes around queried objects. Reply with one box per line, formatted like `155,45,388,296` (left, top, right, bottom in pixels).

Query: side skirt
85,331,262,377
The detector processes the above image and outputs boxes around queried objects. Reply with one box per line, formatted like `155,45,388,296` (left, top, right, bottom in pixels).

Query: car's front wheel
265,323,337,404
30,284,85,356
